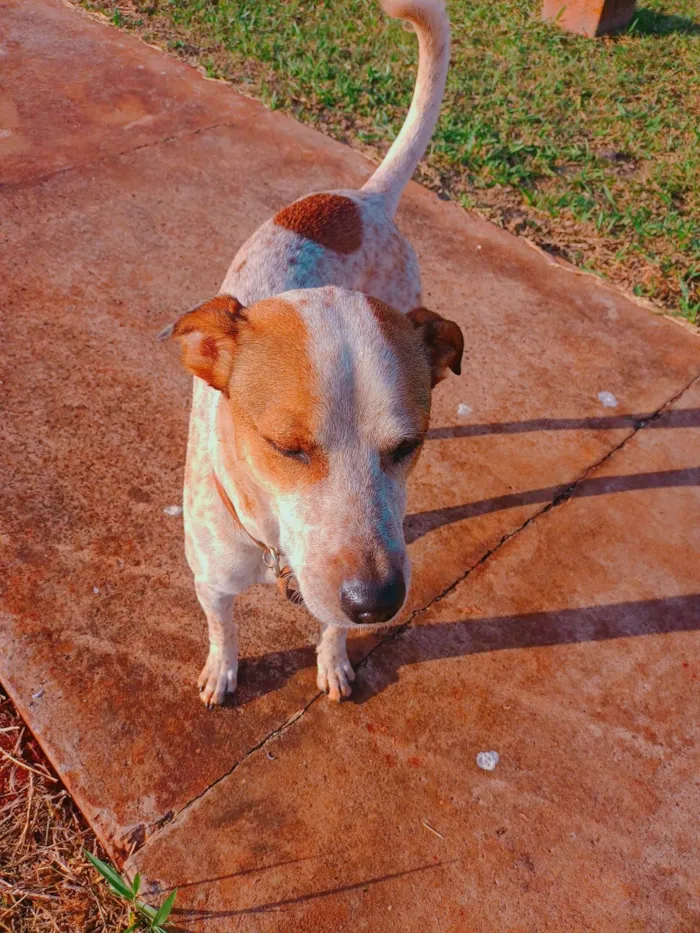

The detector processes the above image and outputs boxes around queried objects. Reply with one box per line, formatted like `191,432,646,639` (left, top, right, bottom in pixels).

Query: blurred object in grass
541,0,638,38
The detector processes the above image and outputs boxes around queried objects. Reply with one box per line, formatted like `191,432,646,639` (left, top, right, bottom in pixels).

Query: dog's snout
340,571,406,625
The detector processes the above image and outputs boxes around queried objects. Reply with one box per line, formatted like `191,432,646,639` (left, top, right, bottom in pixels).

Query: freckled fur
162,0,461,705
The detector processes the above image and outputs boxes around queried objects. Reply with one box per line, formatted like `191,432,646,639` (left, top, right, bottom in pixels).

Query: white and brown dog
160,0,463,704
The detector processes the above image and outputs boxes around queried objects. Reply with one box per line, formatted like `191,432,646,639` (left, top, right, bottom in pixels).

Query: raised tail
361,0,450,216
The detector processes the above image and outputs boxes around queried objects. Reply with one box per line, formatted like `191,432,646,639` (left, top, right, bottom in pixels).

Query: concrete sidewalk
1,1,699,929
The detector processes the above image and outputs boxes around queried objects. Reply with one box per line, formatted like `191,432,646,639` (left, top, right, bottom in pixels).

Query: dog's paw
316,655,356,702
198,649,238,708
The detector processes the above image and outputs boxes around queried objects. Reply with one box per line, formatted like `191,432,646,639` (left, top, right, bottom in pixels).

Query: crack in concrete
130,366,700,866
128,695,323,866
0,120,238,193
389,366,700,630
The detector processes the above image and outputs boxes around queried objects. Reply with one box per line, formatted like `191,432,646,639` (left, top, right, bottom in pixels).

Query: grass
78,0,699,323
0,689,175,932
84,854,177,932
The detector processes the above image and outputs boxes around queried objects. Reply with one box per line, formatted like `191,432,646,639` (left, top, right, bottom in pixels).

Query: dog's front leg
195,580,239,707
316,624,355,701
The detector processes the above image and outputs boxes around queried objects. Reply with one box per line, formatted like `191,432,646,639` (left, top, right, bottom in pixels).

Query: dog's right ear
158,294,246,393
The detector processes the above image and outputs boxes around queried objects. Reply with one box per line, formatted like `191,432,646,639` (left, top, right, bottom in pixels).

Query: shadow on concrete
169,860,453,927
228,635,377,709
227,468,698,706
161,856,314,894
404,466,700,544
351,593,700,704
159,589,698,924
425,408,700,440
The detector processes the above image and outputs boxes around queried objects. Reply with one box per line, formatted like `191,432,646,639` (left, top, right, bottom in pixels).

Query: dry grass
0,689,129,933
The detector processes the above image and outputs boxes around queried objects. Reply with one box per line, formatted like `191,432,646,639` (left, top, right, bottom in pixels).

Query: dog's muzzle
340,571,406,625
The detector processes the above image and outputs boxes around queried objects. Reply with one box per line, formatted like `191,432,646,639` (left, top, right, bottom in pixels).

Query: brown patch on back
274,194,362,254
227,298,328,490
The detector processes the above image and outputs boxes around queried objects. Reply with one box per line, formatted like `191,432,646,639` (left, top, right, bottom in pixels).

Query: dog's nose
340,572,406,625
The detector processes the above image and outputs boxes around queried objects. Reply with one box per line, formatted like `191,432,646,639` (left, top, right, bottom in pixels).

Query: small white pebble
163,504,183,517
0,129,12,139
32,688,45,700
457,403,472,418
476,750,500,771
93,586,100,595
476,244,482,250
597,391,618,409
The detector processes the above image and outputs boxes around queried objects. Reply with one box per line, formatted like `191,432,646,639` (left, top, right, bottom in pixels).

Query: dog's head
164,286,463,628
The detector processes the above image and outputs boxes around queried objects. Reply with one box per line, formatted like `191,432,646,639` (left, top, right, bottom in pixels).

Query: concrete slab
1,0,699,862
131,379,700,931
0,0,236,185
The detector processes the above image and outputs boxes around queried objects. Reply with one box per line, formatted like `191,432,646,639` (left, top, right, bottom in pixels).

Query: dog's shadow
226,410,699,707
220,635,379,709
228,591,700,710
348,592,700,703
216,645,317,709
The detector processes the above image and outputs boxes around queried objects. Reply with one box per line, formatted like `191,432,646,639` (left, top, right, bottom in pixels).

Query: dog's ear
158,295,246,393
407,307,464,387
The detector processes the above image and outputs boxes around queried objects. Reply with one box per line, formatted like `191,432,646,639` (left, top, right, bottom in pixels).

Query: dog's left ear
407,306,464,387
158,294,246,393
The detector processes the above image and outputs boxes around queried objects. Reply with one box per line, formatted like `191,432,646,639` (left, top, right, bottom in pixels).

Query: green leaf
135,901,157,920
152,890,177,928
132,873,141,896
84,850,134,900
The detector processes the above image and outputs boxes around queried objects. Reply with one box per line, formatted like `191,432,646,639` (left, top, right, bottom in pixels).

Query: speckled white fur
178,0,451,704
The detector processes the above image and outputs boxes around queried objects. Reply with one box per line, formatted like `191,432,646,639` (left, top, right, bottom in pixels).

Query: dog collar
212,473,303,606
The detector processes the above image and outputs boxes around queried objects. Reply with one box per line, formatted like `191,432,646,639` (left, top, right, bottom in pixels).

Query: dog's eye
390,438,422,464
265,437,310,465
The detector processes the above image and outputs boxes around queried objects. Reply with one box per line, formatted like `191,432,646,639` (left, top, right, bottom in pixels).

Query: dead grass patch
0,689,129,933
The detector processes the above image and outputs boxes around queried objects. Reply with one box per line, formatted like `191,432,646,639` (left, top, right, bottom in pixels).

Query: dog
160,0,462,704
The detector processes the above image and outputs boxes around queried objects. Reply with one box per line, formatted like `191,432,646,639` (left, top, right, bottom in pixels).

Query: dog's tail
361,0,450,216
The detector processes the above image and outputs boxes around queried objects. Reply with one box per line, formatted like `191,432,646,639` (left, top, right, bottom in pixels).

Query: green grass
84,0,699,323
85,851,177,932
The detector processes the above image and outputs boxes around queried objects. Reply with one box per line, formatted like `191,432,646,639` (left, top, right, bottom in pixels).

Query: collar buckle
262,546,282,578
